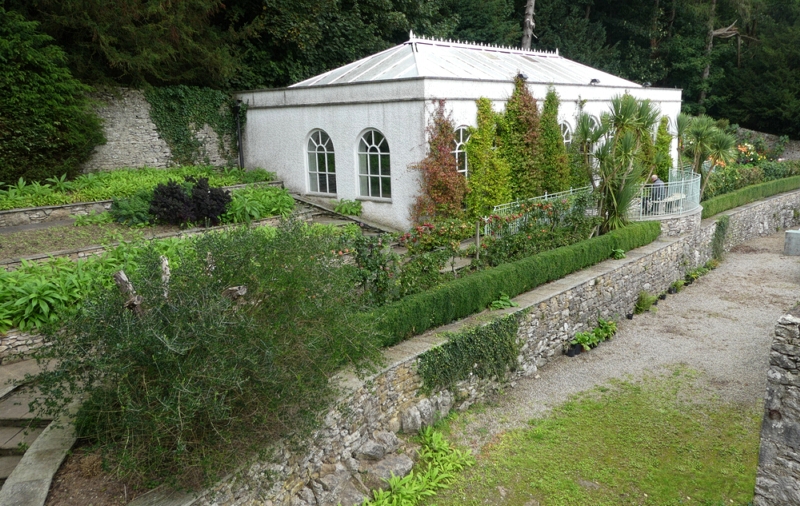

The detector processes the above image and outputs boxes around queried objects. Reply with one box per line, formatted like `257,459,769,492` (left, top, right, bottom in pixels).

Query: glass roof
291,33,639,88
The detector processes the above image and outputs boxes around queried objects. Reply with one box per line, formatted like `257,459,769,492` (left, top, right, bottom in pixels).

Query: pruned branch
113,270,144,315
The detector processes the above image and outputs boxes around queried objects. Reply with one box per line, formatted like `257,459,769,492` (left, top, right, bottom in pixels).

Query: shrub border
374,221,662,346
701,176,800,218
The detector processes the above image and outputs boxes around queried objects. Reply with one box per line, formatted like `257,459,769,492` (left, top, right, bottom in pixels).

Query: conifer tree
654,116,673,181
536,88,571,193
500,77,541,198
465,98,512,219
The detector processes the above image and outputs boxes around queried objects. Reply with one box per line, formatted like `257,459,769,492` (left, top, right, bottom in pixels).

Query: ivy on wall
144,85,241,166
417,314,521,392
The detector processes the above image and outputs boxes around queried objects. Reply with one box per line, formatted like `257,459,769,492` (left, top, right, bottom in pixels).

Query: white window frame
307,129,336,195
452,126,470,177
358,129,391,199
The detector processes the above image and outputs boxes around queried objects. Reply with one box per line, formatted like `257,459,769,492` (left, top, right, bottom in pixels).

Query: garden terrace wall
130,190,800,506
754,310,800,505
0,181,283,229
80,88,234,172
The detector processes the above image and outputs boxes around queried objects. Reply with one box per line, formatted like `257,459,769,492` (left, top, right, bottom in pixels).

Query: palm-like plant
683,114,737,198
594,95,661,233
573,112,606,189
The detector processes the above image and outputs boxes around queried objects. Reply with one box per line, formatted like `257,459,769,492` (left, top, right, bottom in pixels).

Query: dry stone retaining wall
80,88,234,172
166,190,800,506
755,312,800,505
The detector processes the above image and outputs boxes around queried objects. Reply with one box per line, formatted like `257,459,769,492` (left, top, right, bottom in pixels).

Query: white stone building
237,33,682,231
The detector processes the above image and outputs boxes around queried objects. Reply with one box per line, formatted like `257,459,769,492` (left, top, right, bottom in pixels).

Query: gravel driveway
450,230,800,453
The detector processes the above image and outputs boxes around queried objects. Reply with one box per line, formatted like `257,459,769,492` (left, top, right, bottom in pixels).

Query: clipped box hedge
701,176,800,219
374,221,662,346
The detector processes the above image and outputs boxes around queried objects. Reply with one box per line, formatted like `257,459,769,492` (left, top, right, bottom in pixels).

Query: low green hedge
701,176,800,218
374,221,661,346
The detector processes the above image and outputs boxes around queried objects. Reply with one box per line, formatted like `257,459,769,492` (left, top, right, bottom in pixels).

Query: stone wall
754,311,800,505
133,190,800,506
80,88,234,172
737,127,800,161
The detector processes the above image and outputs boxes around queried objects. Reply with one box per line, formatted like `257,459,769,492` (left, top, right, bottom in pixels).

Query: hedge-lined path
446,230,799,454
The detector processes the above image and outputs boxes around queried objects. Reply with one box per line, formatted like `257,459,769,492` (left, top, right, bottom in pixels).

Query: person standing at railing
643,174,666,215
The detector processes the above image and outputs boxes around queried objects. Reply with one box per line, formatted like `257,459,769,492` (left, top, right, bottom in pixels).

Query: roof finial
409,29,414,40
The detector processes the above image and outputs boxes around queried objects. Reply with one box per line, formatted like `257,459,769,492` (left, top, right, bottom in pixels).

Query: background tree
465,98,513,218
536,88,571,193
0,7,104,184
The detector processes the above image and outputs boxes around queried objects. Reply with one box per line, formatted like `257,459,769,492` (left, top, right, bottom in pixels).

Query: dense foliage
0,166,273,211
701,175,800,218
536,88,571,194
4,0,798,137
500,77,542,199
31,223,380,486
0,8,104,185
375,221,661,346
464,99,513,219
144,86,240,166
412,101,468,223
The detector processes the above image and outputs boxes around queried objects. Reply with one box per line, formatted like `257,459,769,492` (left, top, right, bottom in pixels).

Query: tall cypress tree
465,98,512,218
500,76,541,198
536,88,571,193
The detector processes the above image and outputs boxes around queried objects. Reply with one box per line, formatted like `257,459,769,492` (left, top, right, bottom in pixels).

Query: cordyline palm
594,95,660,233
595,131,643,233
573,112,606,189
684,114,737,198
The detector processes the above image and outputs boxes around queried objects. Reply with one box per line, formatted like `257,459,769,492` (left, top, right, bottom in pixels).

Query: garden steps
0,359,55,496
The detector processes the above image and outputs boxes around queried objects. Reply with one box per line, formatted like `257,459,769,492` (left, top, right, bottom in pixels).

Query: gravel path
450,230,800,453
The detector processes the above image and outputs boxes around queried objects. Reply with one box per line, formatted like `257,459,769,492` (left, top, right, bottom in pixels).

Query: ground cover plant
361,428,475,506
427,368,760,506
31,221,380,487
0,166,273,210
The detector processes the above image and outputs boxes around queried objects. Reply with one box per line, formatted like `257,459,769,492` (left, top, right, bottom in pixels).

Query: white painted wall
238,77,682,231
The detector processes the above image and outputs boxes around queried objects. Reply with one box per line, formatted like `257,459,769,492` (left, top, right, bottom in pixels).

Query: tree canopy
3,0,798,137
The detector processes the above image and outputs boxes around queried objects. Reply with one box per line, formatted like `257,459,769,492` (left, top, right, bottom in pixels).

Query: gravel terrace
449,230,800,454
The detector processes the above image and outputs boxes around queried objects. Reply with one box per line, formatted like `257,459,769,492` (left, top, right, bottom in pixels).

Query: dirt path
449,230,800,454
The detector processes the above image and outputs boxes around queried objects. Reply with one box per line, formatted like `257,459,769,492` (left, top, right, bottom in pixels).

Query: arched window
308,130,336,194
560,122,573,146
358,129,391,198
452,126,470,177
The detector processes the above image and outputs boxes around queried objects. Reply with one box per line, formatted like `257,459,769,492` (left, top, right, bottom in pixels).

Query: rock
362,454,414,491
401,406,421,433
417,398,434,427
355,440,385,461
373,431,399,453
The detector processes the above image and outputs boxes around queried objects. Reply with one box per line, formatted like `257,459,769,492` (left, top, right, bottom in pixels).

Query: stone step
0,388,49,427
0,455,23,481
0,426,44,456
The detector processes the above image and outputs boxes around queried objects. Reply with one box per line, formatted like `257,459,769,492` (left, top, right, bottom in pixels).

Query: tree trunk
651,0,661,51
699,0,717,105
521,0,536,50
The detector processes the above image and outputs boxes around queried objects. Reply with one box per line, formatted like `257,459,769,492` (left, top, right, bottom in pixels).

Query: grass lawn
427,368,760,506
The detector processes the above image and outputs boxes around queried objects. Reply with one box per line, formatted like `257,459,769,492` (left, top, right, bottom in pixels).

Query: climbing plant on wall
144,85,240,166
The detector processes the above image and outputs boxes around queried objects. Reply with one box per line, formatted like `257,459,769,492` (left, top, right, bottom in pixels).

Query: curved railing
486,169,702,237
627,169,701,220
